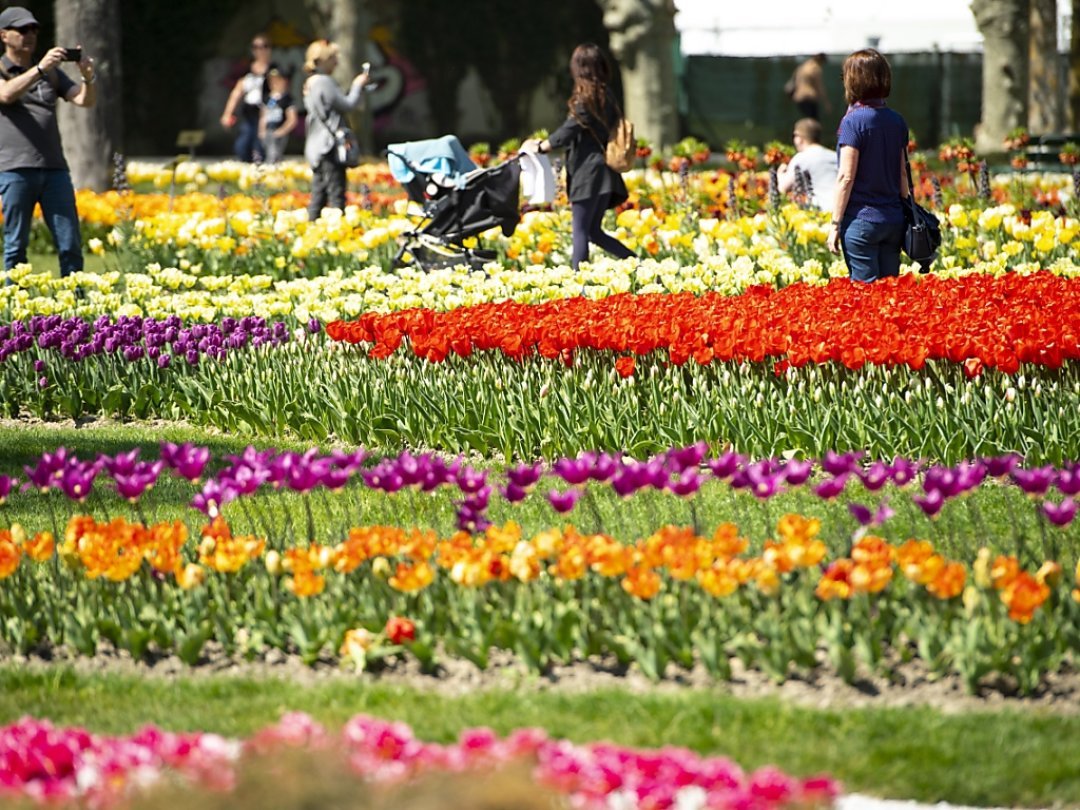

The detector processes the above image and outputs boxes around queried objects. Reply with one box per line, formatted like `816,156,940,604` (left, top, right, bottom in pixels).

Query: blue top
836,100,908,223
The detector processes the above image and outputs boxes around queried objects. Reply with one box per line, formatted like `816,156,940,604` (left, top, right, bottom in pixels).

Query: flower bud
962,585,981,616
10,523,26,547
371,556,392,579
1035,561,1062,589
264,550,283,576
973,547,992,588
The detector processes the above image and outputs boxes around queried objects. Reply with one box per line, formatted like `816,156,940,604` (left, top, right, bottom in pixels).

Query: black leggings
308,157,347,221
571,193,636,269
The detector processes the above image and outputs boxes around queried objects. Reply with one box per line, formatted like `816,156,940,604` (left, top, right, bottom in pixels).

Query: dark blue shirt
836,101,908,224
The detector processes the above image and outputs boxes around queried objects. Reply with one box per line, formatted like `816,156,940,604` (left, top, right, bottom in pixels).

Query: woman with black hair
523,43,635,270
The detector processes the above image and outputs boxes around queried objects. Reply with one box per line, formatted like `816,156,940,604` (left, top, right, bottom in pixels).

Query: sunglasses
251,42,269,49
9,25,39,34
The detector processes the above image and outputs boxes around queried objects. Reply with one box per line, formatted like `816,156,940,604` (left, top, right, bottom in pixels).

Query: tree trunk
1071,0,1080,129
305,0,375,152
1027,0,1061,134
600,0,679,149
971,0,1030,153
55,0,121,191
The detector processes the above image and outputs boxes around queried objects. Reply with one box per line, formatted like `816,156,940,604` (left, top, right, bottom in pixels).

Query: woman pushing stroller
522,43,635,270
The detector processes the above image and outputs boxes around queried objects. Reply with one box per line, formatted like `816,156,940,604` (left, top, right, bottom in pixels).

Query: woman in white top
220,33,275,162
302,39,369,221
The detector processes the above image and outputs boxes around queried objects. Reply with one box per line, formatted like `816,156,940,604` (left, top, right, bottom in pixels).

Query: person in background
220,33,275,162
303,39,369,221
259,67,297,164
789,52,830,122
777,117,837,211
521,42,635,270
826,48,910,283
0,5,96,277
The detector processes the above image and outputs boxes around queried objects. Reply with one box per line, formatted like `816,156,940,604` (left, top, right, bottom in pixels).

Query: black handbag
902,153,941,273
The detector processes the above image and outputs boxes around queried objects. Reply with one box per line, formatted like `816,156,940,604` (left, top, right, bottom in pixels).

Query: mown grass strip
0,666,1075,807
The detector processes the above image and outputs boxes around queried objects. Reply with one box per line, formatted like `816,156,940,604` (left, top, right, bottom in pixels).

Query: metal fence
680,52,983,151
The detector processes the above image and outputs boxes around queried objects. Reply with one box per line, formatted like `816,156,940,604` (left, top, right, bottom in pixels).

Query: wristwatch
83,74,96,85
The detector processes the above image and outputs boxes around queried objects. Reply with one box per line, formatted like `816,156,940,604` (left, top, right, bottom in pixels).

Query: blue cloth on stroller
387,134,476,187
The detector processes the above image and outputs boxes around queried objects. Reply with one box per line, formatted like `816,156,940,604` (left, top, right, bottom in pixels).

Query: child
259,68,298,164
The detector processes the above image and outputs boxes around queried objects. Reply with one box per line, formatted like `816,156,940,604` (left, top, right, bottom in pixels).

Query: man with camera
0,6,95,278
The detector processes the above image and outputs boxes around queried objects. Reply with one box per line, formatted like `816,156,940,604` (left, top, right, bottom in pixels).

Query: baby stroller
387,135,521,272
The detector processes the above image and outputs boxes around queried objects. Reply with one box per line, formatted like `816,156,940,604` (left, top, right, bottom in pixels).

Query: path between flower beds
6,641,1077,717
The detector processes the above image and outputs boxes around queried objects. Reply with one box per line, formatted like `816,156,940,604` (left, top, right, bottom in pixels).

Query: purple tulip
507,461,544,488
191,479,239,517
225,464,270,496
984,453,1021,478
114,471,157,502
0,475,17,503
33,359,45,373
669,468,703,497
858,461,890,491
888,457,921,488
1042,498,1077,527
100,448,142,477
59,463,98,502
157,353,171,369
610,469,642,498
455,466,487,494
1011,465,1056,497
320,467,351,491
665,442,709,473
913,489,945,518
1054,468,1080,497
38,376,48,388
500,482,529,503
552,457,591,485
821,450,863,476
813,474,849,499
307,318,322,334
707,450,744,480
160,442,211,481
752,474,784,500
547,488,582,513
849,499,894,528
588,453,618,482
781,459,813,486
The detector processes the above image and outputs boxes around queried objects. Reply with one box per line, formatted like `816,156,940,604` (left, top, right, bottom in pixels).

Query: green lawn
0,666,1075,807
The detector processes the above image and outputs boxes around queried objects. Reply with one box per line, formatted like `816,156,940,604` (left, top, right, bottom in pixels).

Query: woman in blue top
826,49,910,282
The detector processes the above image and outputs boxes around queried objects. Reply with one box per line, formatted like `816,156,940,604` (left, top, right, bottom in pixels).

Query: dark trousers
233,112,265,163
797,99,820,121
308,157,347,221
570,193,635,269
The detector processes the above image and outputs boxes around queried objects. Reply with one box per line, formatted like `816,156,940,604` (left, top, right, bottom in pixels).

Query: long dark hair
567,43,610,124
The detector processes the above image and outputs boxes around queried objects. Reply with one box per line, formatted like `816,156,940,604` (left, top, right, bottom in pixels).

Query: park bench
1024,132,1080,167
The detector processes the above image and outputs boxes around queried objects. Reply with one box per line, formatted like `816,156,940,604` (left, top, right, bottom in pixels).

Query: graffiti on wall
204,17,433,152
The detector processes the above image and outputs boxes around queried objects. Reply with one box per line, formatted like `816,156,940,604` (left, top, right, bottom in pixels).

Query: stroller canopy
387,134,476,187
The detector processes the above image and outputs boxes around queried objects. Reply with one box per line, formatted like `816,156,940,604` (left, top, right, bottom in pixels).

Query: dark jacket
547,91,628,207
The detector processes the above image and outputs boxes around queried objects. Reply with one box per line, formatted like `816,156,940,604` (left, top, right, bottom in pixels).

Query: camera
61,47,81,62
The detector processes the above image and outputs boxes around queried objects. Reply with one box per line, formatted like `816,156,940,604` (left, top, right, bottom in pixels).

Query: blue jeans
839,217,904,283
233,113,264,163
571,193,635,269
0,168,84,276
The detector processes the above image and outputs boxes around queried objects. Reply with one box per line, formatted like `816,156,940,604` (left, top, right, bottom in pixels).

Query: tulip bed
0,711,838,809
1,442,1077,696
2,272,1078,462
